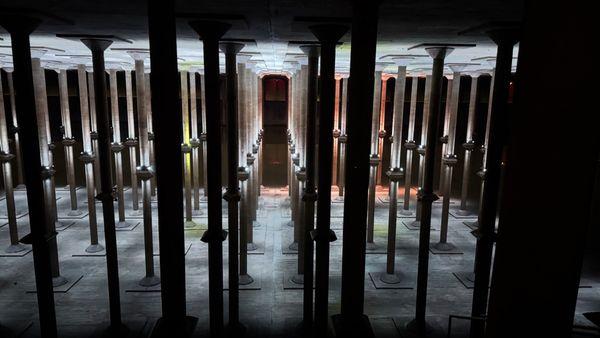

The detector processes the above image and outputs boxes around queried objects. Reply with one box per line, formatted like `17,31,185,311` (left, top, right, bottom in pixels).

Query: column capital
188,20,231,41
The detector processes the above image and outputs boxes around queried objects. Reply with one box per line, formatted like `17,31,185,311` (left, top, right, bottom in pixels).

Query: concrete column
129,51,159,287
0,67,27,253
220,41,245,332
400,76,420,216
366,66,383,249
76,64,103,253
337,76,348,198
5,71,25,187
438,77,453,193
381,58,408,283
456,73,480,216
188,21,231,336
410,73,432,228
87,71,102,193
332,77,341,187
310,24,348,335
292,167,307,284
56,67,82,216
180,70,195,227
434,66,464,253
145,73,156,198
107,67,129,228
333,1,381,334
0,15,58,335
257,74,264,196
189,70,202,213
376,75,388,185
200,73,208,200
32,55,68,287
123,69,140,214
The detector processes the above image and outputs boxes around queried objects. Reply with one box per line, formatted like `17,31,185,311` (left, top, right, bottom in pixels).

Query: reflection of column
132,55,159,287
0,69,27,253
457,74,480,216
411,74,432,228
189,70,202,213
87,71,102,193
107,68,128,229
200,74,208,200
32,56,68,287
337,77,348,198
123,70,140,214
366,68,383,249
180,70,195,227
400,76,419,216
434,67,463,252
382,60,407,282
77,65,103,253
57,67,82,216
6,71,24,187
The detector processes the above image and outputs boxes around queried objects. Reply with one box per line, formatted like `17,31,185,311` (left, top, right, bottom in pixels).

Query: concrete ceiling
0,0,523,75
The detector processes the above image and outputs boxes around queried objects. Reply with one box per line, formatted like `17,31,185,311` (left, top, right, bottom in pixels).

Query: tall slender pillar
180,70,196,228
366,66,383,250
399,75,420,216
107,66,130,228
200,73,208,200
0,14,58,337
0,67,27,253
56,66,82,216
124,50,160,287
145,72,156,199
464,24,519,338
433,64,469,253
32,53,68,287
76,64,104,253
381,57,409,283
189,70,202,213
148,2,198,333
456,73,480,216
332,1,381,335
244,67,258,251
69,34,130,335
409,73,432,229
220,41,245,333
189,20,231,337
123,69,140,215
437,77,453,194
332,77,341,187
310,24,348,335
376,75,388,185
401,42,472,335
5,70,25,187
87,70,102,193
337,76,348,198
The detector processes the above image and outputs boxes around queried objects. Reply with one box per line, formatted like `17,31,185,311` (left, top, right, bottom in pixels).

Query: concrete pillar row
189,70,202,213
123,69,140,213
435,65,468,253
128,51,159,287
366,66,384,250
32,55,68,287
55,66,82,217
0,67,28,254
107,66,130,229
76,64,103,253
381,59,408,284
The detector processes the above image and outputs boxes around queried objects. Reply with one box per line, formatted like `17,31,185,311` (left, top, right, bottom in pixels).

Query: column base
290,274,304,285
454,208,472,217
286,220,294,227
85,244,105,253
116,220,132,229
52,275,69,288
239,274,254,286
247,242,258,251
67,209,85,217
403,220,421,230
184,220,199,229
288,242,298,251
398,209,414,216
150,316,198,338
396,318,437,338
379,272,402,284
128,209,143,217
463,220,478,230
4,243,28,254
430,242,462,254
331,314,374,338
139,275,161,287
365,242,380,251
